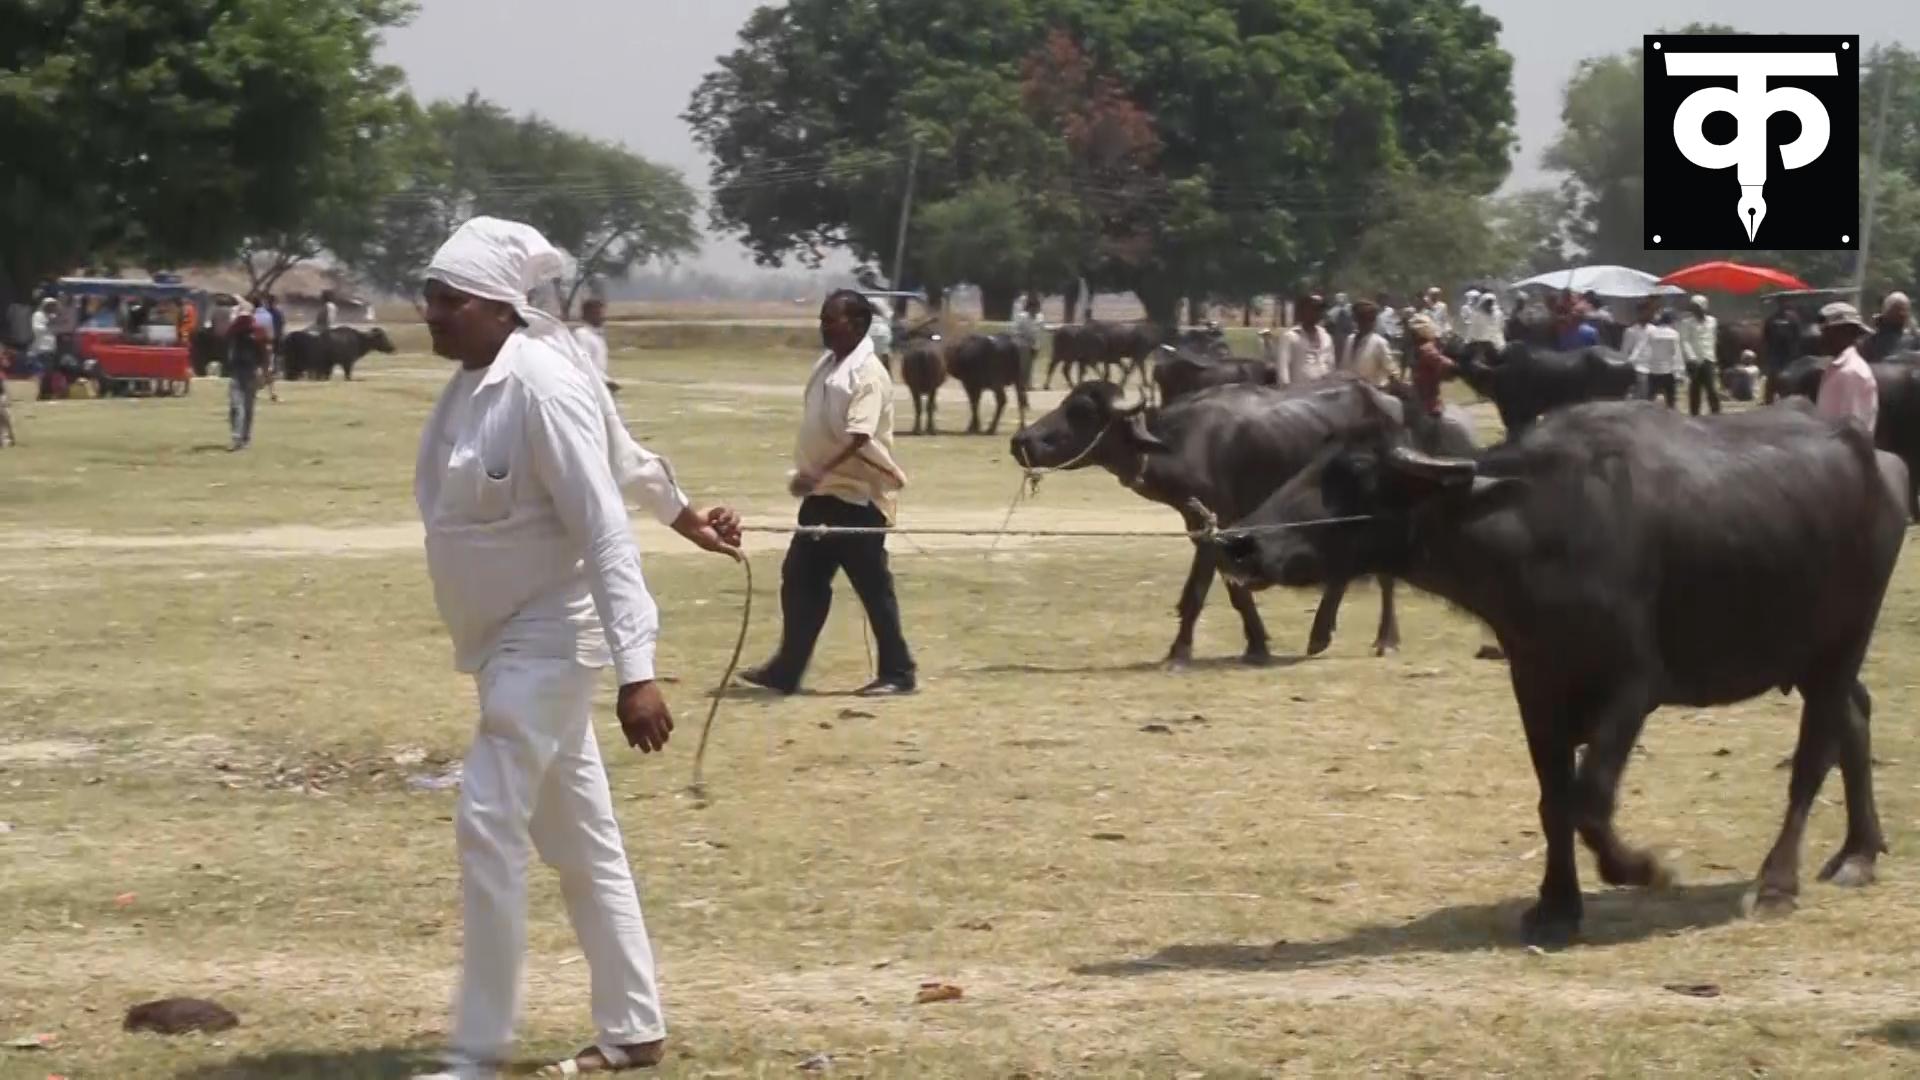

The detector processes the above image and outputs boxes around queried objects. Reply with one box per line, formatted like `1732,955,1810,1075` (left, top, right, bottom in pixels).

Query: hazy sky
381,0,1917,276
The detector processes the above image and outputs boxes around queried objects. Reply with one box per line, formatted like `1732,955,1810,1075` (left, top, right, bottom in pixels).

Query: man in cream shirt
741,289,917,697
412,216,742,1080
573,297,617,394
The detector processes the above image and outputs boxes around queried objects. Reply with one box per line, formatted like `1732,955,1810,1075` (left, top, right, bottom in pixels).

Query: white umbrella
1513,266,1685,299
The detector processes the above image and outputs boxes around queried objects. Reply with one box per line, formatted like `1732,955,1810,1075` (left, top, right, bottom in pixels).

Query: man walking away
225,301,269,450
740,290,916,697
1014,294,1043,390
1761,294,1801,404
1679,294,1720,416
1813,302,1879,435
574,298,617,394
410,215,744,1080
1634,311,1683,408
1621,299,1653,400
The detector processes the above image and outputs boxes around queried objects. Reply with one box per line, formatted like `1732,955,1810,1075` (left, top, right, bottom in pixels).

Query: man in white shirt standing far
1422,286,1451,338
1343,299,1393,387
412,215,743,1080
574,297,617,395
1678,294,1721,416
1279,293,1336,386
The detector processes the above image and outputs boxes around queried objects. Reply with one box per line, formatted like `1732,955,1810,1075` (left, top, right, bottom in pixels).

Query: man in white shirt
1678,294,1721,416
1620,300,1653,400
740,290,916,697
1464,292,1505,350
1632,311,1683,408
412,216,743,1080
1279,293,1336,386
1343,299,1393,387
1422,286,1451,337
28,298,57,369
574,297,616,394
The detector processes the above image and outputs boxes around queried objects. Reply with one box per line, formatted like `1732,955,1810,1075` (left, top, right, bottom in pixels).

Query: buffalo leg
1166,540,1217,669
924,390,938,435
1045,354,1066,389
1570,686,1667,890
986,387,1007,434
1372,575,1400,656
1752,680,1850,915
1306,579,1349,655
965,386,984,434
1516,691,1582,949
1222,580,1272,664
1013,379,1029,431
910,391,924,435
1816,678,1886,887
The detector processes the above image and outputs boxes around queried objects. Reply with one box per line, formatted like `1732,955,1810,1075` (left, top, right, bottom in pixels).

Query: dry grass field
5,350,1920,1079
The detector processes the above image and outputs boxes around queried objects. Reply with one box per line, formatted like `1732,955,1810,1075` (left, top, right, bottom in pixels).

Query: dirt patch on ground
0,738,95,765
0,505,1187,559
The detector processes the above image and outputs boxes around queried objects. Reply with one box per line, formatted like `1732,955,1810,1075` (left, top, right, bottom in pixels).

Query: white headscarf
425,216,664,497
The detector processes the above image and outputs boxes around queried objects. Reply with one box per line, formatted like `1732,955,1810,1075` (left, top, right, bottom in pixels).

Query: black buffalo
1150,345,1278,404
1775,351,1920,517
1455,342,1637,440
943,333,1029,434
1216,402,1908,948
1044,321,1162,390
1009,378,1413,666
281,326,395,381
900,335,947,436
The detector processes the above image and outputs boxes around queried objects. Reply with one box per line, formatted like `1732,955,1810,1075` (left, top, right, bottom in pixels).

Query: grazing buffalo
944,333,1029,434
1455,342,1637,440
1775,351,1920,517
281,326,395,381
900,335,947,435
1009,378,1410,666
1215,402,1908,948
1151,344,1277,404
1045,323,1098,389
1044,321,1163,389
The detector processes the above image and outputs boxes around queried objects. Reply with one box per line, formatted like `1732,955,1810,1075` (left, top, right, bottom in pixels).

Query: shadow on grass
1073,881,1752,976
1867,1018,1920,1050
973,654,1309,677
173,1045,438,1079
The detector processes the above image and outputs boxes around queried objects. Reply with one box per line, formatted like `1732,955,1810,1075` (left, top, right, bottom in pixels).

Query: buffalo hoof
1519,903,1579,951
1305,632,1334,657
1163,649,1194,673
1476,645,1507,661
1818,851,1877,888
1744,885,1798,919
1241,648,1274,667
1372,640,1399,658
1598,848,1672,890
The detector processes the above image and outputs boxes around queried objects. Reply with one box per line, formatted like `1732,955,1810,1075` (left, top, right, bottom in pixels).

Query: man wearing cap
413,215,744,1079
1814,301,1879,435
1678,295,1721,416
1866,292,1915,362
1279,293,1337,386
1421,287,1450,337
1343,300,1393,387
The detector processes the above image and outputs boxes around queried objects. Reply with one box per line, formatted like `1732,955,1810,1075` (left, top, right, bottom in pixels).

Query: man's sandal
541,1041,664,1075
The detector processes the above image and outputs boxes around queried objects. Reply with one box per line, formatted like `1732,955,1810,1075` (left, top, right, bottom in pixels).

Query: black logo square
1643,34,1860,252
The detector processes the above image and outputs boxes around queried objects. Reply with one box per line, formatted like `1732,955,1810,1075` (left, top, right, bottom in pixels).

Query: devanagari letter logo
1665,50,1836,242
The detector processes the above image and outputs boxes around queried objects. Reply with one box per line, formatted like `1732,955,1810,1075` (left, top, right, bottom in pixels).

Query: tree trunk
1243,298,1255,327
978,282,1019,322
1084,290,1097,323
1135,282,1181,336
1061,278,1082,324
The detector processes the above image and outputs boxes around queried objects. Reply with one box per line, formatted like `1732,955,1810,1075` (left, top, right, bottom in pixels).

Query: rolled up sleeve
529,389,660,684
845,377,882,437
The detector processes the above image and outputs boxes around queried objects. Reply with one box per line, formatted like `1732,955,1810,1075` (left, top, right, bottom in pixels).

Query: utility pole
888,138,921,292
1856,55,1895,299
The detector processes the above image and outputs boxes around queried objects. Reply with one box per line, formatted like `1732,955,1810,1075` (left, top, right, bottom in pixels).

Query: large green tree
0,0,416,307
686,0,1516,326
346,94,700,312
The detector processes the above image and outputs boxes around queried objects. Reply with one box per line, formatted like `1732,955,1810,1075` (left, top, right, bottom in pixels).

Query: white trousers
449,653,665,1066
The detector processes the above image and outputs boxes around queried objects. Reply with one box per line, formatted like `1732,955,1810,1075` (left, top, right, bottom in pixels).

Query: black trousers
1649,372,1678,407
762,495,915,685
1687,362,1721,415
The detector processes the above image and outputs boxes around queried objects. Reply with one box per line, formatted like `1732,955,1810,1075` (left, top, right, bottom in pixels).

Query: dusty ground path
0,503,1192,559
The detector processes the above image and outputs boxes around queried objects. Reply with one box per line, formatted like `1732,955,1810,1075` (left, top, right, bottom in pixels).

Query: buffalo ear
1122,410,1171,453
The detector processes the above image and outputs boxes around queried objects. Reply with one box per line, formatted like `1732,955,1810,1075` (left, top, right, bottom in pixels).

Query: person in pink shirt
1814,302,1879,434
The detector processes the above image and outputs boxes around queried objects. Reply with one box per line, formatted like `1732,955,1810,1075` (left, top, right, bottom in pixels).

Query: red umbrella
1656,261,1809,294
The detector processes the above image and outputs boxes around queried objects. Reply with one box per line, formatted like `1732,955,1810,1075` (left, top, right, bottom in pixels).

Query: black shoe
736,665,797,695
854,676,917,697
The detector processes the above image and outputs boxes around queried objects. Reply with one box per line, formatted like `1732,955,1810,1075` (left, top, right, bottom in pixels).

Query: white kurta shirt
415,334,689,684
573,324,609,381
1280,324,1336,385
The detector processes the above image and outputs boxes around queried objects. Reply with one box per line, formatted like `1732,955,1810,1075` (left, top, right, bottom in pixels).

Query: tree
687,0,1518,325
0,0,417,307
345,95,699,311
913,181,1039,318
1484,188,1580,278
1336,178,1507,294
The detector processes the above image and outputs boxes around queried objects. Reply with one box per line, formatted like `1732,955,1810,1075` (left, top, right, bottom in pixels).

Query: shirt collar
1827,346,1863,369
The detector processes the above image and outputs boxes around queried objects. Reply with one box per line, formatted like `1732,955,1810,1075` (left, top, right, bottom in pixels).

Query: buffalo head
1213,432,1516,591
1009,380,1165,471
364,327,397,354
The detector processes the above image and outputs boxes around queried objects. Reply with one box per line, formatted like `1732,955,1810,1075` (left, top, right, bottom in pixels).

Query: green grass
3,350,1919,1077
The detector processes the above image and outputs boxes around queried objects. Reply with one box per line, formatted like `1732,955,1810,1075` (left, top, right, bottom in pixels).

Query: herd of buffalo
998,312,1918,950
